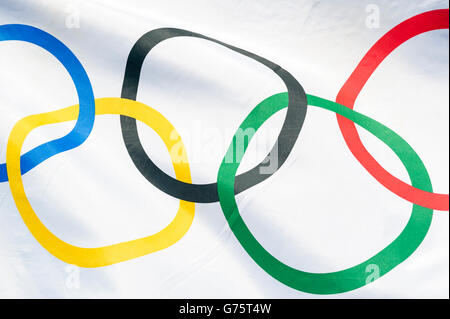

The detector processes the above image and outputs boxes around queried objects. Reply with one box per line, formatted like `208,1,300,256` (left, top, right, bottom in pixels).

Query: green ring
217,92,433,294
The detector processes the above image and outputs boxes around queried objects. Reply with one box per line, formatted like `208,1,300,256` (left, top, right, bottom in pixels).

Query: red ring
336,9,449,211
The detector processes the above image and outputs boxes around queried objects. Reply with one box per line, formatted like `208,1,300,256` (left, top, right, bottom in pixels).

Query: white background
0,0,448,298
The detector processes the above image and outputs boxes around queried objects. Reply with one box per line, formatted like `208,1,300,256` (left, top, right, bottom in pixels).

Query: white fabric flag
0,0,448,298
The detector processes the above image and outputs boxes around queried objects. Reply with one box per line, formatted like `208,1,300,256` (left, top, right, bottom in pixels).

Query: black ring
120,28,307,203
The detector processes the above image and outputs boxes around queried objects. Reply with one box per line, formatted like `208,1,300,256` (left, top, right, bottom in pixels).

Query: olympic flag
0,0,448,298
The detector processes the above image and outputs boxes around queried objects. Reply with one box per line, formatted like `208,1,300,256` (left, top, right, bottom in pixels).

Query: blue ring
0,24,95,182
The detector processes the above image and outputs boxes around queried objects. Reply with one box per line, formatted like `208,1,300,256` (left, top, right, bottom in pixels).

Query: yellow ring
6,97,195,267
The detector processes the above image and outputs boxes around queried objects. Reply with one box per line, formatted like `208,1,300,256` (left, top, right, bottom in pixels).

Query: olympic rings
0,24,95,183
6,98,195,267
120,28,307,203
0,9,448,294
217,93,433,294
336,9,449,211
